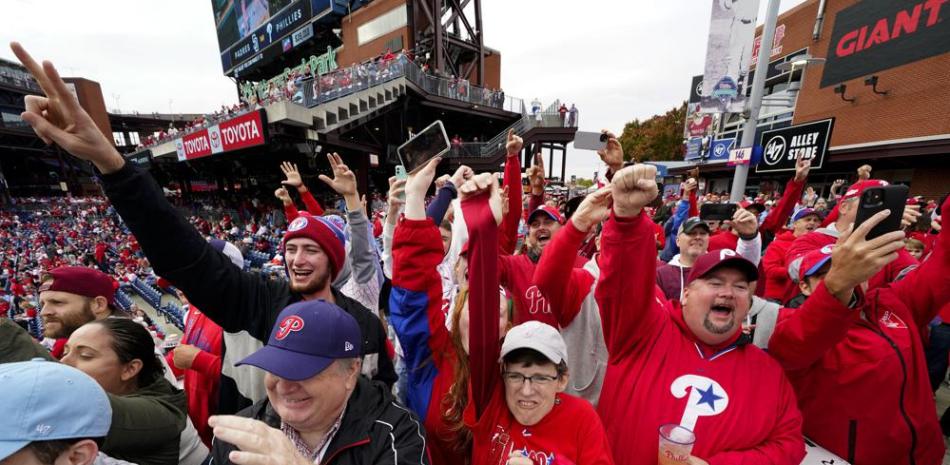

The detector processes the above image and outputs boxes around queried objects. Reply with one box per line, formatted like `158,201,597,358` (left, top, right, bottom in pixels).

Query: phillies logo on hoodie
671,374,730,431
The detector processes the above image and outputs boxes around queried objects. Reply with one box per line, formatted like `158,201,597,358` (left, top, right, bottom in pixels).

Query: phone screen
398,121,450,174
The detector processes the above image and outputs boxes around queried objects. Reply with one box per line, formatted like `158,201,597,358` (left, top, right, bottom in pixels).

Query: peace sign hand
318,152,358,197
10,42,124,174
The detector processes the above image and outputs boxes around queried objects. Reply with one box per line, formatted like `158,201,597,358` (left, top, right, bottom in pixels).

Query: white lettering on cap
820,245,834,254
288,217,309,232
719,249,737,260
344,341,354,352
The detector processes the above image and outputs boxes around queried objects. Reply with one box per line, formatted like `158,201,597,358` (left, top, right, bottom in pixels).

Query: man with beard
589,163,804,465
8,43,395,415
38,266,119,358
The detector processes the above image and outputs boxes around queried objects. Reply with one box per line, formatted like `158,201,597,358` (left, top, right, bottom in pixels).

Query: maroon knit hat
283,213,346,280
38,266,117,307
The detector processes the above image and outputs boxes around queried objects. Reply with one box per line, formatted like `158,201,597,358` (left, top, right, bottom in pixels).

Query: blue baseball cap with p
0,359,112,460
237,300,362,381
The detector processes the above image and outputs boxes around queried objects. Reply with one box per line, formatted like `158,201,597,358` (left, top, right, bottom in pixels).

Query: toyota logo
763,136,786,166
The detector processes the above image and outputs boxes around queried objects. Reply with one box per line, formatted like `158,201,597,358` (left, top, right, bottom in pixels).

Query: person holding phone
785,180,920,294
769,195,949,465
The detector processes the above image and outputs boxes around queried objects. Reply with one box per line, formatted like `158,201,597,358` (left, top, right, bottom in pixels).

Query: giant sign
820,0,949,87
175,110,268,161
756,119,834,174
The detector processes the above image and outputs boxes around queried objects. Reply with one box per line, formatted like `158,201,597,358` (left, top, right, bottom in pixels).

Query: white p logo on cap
719,249,737,260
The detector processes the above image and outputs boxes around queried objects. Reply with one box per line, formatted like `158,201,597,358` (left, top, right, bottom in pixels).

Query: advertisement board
700,0,760,113
756,119,834,173
175,110,268,161
820,0,950,87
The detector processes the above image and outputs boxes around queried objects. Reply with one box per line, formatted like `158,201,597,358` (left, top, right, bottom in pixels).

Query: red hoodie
595,211,804,465
769,197,950,465
761,231,798,303
389,218,465,465
707,177,804,254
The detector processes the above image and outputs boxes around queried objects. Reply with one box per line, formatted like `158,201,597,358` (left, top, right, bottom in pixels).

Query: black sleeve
374,319,398,387
100,163,290,340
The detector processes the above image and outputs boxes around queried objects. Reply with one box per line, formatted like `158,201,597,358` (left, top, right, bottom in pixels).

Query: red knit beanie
283,213,346,279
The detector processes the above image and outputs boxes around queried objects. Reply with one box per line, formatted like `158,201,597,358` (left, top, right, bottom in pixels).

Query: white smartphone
573,131,608,151
397,120,450,174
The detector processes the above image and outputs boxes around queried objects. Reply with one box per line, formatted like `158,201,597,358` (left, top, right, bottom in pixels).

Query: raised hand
571,187,613,233
794,155,811,182
435,174,450,190
611,163,658,218
403,157,441,220
597,129,624,172
10,42,124,173
279,161,303,188
460,172,503,225
385,176,406,224
451,164,474,188
505,129,523,157
318,152,358,196
901,204,922,229
527,153,546,194
823,209,906,304
274,187,292,204
682,178,698,194
732,207,759,238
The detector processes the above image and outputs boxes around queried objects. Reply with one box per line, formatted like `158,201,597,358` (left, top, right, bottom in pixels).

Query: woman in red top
389,158,509,465
459,173,613,465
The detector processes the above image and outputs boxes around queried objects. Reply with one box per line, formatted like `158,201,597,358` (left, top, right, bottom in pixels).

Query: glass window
357,6,407,46
112,132,126,146
128,132,141,145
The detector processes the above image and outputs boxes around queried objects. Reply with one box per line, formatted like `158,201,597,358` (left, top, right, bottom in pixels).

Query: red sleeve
653,221,666,249
688,190,699,218
283,202,299,222
761,178,806,234
769,281,859,372
499,155,523,255
534,221,596,328
164,351,185,379
595,211,668,362
888,196,950,328
706,371,805,465
461,192,500,418
300,190,325,216
190,349,222,380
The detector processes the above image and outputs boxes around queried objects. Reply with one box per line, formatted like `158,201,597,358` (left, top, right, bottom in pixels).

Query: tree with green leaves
618,102,687,162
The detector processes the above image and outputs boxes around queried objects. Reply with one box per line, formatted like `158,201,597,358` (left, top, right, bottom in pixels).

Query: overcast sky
0,0,808,179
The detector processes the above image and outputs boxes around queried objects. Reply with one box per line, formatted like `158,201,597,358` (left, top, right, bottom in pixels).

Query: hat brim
0,440,29,461
528,210,561,224
803,256,833,280
680,223,711,235
702,257,759,283
236,345,335,382
499,341,564,366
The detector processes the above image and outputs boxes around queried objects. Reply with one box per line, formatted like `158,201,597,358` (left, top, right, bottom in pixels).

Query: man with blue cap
208,300,428,465
0,359,112,465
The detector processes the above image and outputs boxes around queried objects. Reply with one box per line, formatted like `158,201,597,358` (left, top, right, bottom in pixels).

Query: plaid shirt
281,402,347,463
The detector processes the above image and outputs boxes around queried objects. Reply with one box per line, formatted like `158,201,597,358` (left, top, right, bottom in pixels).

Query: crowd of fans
5,42,950,465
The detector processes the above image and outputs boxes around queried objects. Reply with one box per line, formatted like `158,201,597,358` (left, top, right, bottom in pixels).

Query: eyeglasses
502,371,558,386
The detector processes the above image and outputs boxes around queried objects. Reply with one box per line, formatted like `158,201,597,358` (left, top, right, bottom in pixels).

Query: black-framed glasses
502,371,558,386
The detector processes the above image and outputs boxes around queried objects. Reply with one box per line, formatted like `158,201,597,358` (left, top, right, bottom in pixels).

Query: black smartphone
397,120,450,174
700,203,737,222
853,185,908,240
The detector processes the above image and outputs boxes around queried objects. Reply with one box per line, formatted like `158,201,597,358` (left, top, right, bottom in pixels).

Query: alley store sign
820,0,950,87
756,119,834,174
176,110,268,161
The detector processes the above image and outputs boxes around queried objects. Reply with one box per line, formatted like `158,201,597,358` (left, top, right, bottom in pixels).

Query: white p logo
671,374,730,431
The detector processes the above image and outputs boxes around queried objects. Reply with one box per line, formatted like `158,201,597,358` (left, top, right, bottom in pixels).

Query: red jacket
388,218,465,465
594,211,804,465
769,200,950,465
761,231,797,303
705,230,738,253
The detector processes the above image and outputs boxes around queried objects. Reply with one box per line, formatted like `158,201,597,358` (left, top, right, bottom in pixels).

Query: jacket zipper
864,320,917,465
847,420,857,463
321,438,371,465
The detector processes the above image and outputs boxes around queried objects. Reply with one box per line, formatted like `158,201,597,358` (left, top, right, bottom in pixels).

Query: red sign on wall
176,110,268,161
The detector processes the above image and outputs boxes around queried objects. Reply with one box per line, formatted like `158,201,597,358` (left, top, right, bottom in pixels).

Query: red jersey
595,212,805,465
500,253,587,327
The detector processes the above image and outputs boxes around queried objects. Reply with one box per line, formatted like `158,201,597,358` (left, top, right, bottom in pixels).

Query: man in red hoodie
707,156,809,253
761,208,821,304
769,196,949,465
590,163,804,465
